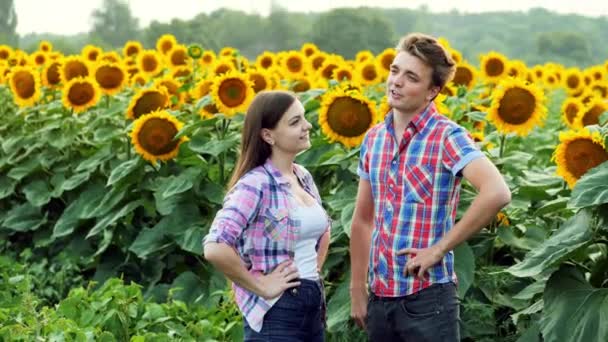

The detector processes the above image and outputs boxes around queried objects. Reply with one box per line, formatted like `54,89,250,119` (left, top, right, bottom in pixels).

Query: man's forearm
437,187,510,254
350,220,373,288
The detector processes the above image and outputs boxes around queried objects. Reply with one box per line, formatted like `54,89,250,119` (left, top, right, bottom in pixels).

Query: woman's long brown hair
227,90,296,189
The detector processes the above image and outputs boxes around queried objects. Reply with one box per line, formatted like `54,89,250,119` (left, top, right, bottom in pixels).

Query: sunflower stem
105,94,110,108
499,134,507,158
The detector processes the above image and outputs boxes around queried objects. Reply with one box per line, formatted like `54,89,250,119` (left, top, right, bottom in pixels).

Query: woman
203,90,331,341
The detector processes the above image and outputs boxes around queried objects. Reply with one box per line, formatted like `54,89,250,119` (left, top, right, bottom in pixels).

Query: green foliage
90,0,140,48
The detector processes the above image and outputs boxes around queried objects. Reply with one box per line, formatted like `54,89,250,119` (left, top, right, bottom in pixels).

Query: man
349,33,511,341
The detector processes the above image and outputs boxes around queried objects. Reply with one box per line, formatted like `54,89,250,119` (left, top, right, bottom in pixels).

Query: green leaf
188,136,238,157
86,200,143,239
170,271,205,305
516,321,541,342
540,265,608,342
0,177,17,200
506,210,592,278
340,202,355,238
534,197,569,216
569,161,608,208
454,242,475,298
107,158,142,186
75,146,113,172
22,179,52,207
326,273,352,333
7,157,39,180
599,111,608,125
201,181,225,205
3,203,45,232
157,168,201,199
62,171,92,191
52,182,106,238
85,186,128,219
465,111,487,122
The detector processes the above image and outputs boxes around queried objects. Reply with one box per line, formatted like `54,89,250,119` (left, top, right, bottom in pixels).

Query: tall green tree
90,0,139,49
0,0,18,46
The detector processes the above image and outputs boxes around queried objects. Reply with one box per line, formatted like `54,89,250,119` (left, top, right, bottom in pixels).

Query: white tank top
292,201,328,280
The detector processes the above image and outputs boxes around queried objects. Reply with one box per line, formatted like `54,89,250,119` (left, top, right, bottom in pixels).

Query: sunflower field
1,34,608,341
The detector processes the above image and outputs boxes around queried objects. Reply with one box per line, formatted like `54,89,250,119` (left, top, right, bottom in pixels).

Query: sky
14,0,608,36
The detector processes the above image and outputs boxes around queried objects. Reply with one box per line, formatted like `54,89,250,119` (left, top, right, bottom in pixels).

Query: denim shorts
243,279,325,342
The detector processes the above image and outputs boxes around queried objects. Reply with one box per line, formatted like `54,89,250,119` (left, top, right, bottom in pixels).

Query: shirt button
392,160,396,165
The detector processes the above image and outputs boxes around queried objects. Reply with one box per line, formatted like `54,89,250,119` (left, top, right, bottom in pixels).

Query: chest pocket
403,164,434,203
263,207,290,241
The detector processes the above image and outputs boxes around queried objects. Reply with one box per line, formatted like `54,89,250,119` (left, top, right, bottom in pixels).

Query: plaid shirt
358,102,483,297
203,159,330,332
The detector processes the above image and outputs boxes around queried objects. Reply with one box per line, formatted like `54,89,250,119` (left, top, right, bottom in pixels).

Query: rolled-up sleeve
442,126,484,177
203,180,262,248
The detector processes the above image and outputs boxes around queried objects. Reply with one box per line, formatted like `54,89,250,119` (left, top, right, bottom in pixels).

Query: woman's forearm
317,231,331,271
204,242,264,297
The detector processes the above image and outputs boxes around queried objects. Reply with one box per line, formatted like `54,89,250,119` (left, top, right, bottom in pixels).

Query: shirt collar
385,101,437,134
262,158,306,187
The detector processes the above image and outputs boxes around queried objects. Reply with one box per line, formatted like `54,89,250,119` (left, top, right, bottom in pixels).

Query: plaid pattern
204,159,330,332
358,102,484,297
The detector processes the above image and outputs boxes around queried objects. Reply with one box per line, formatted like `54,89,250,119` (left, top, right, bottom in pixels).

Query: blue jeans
243,279,325,342
367,282,460,342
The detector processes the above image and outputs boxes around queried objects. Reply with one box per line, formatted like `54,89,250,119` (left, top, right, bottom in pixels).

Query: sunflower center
13,71,36,99
142,55,158,72
497,87,536,124
336,70,352,81
287,57,303,73
204,103,219,114
96,66,124,89
362,65,377,81
203,54,213,64
381,54,394,71
485,58,504,77
133,91,167,118
454,67,473,87
46,63,61,85
65,61,89,81
137,118,179,156
565,139,608,179
88,51,99,61
0,50,9,59
564,103,579,124
171,50,187,66
322,64,338,79
293,79,310,93
582,104,606,126
126,46,139,56
161,42,173,54
68,82,95,106
312,56,325,70
261,57,272,69
327,97,373,138
35,55,46,65
304,48,315,56
592,85,607,98
218,78,247,108
250,74,267,93
567,75,580,89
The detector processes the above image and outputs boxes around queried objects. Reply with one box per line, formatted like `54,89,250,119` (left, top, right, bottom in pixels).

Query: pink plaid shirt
203,158,330,332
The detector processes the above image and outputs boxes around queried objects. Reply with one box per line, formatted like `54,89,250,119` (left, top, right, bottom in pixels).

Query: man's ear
427,86,440,101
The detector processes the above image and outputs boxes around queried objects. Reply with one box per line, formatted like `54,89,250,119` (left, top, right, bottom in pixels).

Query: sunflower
529,65,544,83
297,42,316,56
94,62,128,95
137,50,163,77
354,61,380,86
377,96,391,118
167,44,189,68
156,34,178,55
434,93,451,116
479,51,508,83
211,58,235,76
200,50,216,68
220,47,237,57
192,79,213,99
123,41,143,58
440,83,457,97
281,50,307,78
309,51,328,72
586,65,606,83
507,60,528,79
562,68,584,95
318,56,343,80
8,66,41,107
333,66,354,82
495,212,510,227
376,48,396,76
171,65,193,80
81,45,102,63
130,109,186,163
575,98,607,128
447,47,462,64
487,77,547,136
590,80,608,99
248,69,272,93
256,51,276,70
41,61,62,88
561,97,584,128
39,41,53,52
470,131,485,143
452,62,477,89
0,45,12,61
62,77,101,113
187,44,203,59
543,72,560,89
60,56,90,82
290,76,313,93
30,51,47,67
355,50,374,63
199,102,221,119
554,128,608,188
126,86,170,120
100,51,122,64
210,71,255,117
130,72,149,87
319,87,379,148
154,75,183,106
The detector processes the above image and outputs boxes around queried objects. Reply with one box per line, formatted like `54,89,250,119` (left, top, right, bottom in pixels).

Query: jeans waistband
370,282,454,301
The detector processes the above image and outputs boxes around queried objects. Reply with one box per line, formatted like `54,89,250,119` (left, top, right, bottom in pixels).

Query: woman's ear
260,128,274,146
